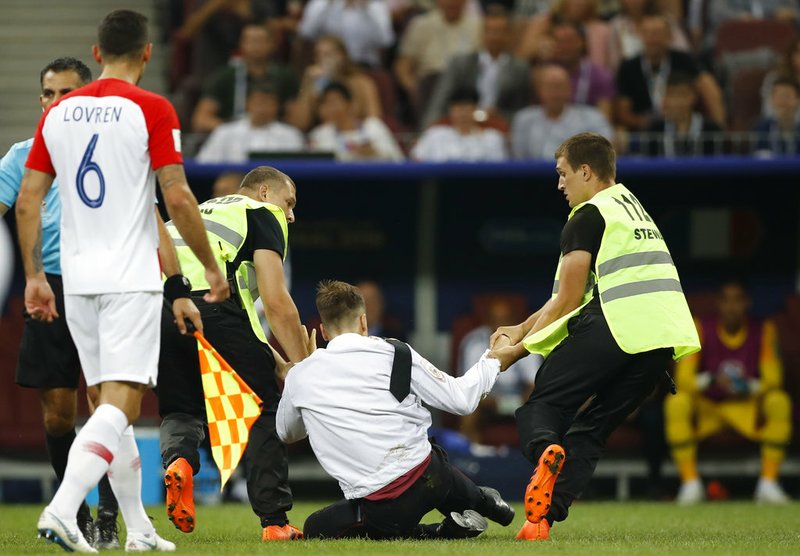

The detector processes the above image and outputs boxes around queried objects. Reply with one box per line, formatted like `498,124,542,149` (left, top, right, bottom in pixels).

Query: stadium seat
773,294,800,432
0,296,45,454
364,68,406,133
714,20,797,60
729,66,769,132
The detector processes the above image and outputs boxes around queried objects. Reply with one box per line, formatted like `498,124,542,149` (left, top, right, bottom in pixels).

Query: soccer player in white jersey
16,9,228,553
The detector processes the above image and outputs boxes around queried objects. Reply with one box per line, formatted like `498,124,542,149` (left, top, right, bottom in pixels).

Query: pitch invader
17,9,228,553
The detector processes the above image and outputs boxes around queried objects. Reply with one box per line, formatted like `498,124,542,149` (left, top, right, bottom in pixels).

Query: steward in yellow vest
156,166,312,541
489,133,700,541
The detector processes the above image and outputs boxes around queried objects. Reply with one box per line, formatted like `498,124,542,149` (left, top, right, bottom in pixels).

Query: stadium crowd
159,0,800,161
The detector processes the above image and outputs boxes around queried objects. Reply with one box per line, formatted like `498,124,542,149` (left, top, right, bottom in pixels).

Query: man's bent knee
40,388,77,436
761,390,792,419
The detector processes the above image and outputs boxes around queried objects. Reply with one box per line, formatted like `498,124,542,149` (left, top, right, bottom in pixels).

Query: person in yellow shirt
665,280,793,504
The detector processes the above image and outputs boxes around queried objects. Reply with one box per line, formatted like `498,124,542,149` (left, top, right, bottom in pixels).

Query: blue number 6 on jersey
76,133,105,208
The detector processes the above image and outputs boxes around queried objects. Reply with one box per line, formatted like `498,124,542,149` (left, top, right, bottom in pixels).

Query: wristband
164,274,192,303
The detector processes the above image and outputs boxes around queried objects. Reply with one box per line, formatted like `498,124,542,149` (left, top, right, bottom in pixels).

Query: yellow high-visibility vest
523,183,700,360
166,194,288,343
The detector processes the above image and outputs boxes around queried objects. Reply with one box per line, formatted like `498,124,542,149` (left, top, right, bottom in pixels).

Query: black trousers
516,310,672,524
156,296,292,527
304,446,490,539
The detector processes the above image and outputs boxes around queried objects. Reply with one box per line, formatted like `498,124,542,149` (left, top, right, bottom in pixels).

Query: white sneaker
448,510,489,538
754,478,791,504
37,507,98,553
125,531,176,552
676,479,705,505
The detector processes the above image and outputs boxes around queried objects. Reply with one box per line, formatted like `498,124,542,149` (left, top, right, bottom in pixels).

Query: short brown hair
240,166,294,192
772,76,800,96
484,3,510,20
554,132,616,183
316,280,365,330
98,10,149,59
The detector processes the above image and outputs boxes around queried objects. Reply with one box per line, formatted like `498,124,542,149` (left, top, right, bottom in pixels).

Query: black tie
385,338,412,402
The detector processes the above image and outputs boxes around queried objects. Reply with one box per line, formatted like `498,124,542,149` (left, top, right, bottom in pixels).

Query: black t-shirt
559,204,605,312
229,207,286,272
617,51,701,115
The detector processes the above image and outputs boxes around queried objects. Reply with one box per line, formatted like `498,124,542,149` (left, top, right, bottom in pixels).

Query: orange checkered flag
194,331,263,489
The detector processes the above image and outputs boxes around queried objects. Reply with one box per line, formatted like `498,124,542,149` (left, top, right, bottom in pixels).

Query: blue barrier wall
3,157,798,330
180,158,800,330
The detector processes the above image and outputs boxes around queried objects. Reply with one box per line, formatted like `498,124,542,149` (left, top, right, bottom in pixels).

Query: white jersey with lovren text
26,78,183,295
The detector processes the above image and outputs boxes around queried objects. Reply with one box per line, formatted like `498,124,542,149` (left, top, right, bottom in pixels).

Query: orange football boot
523,444,565,524
516,518,550,540
164,457,195,533
262,524,305,541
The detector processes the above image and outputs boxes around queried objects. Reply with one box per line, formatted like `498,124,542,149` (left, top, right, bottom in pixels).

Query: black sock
45,429,75,483
97,474,119,517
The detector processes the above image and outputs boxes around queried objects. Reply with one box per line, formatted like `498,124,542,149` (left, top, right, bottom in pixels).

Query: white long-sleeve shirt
277,333,500,499
196,119,305,163
298,0,394,67
411,126,508,162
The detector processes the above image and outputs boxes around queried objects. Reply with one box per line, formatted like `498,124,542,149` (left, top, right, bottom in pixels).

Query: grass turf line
2,501,798,555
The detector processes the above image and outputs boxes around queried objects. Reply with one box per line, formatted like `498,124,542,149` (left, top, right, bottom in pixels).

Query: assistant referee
157,166,312,541
490,132,700,541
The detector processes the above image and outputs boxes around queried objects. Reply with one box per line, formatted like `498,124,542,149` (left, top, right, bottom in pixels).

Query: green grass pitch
2,501,798,555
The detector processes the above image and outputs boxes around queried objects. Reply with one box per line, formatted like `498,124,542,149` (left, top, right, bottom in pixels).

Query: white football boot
37,507,98,553
754,478,791,504
675,479,705,505
125,531,176,552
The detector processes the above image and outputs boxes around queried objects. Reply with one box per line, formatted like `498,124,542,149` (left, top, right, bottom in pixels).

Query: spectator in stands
546,20,616,121
356,280,408,341
394,0,483,120
608,0,690,72
174,0,276,84
309,82,405,161
196,84,305,163
422,4,530,129
511,65,613,159
641,72,724,157
294,35,383,131
212,172,246,198
761,37,800,117
616,13,725,131
665,279,793,505
457,297,540,443
412,89,509,161
516,0,613,70
298,0,395,67
706,0,797,51
191,23,299,132
753,77,800,156
511,0,552,19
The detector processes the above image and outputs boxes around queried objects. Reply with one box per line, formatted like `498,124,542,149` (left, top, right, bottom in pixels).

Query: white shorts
64,291,162,387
